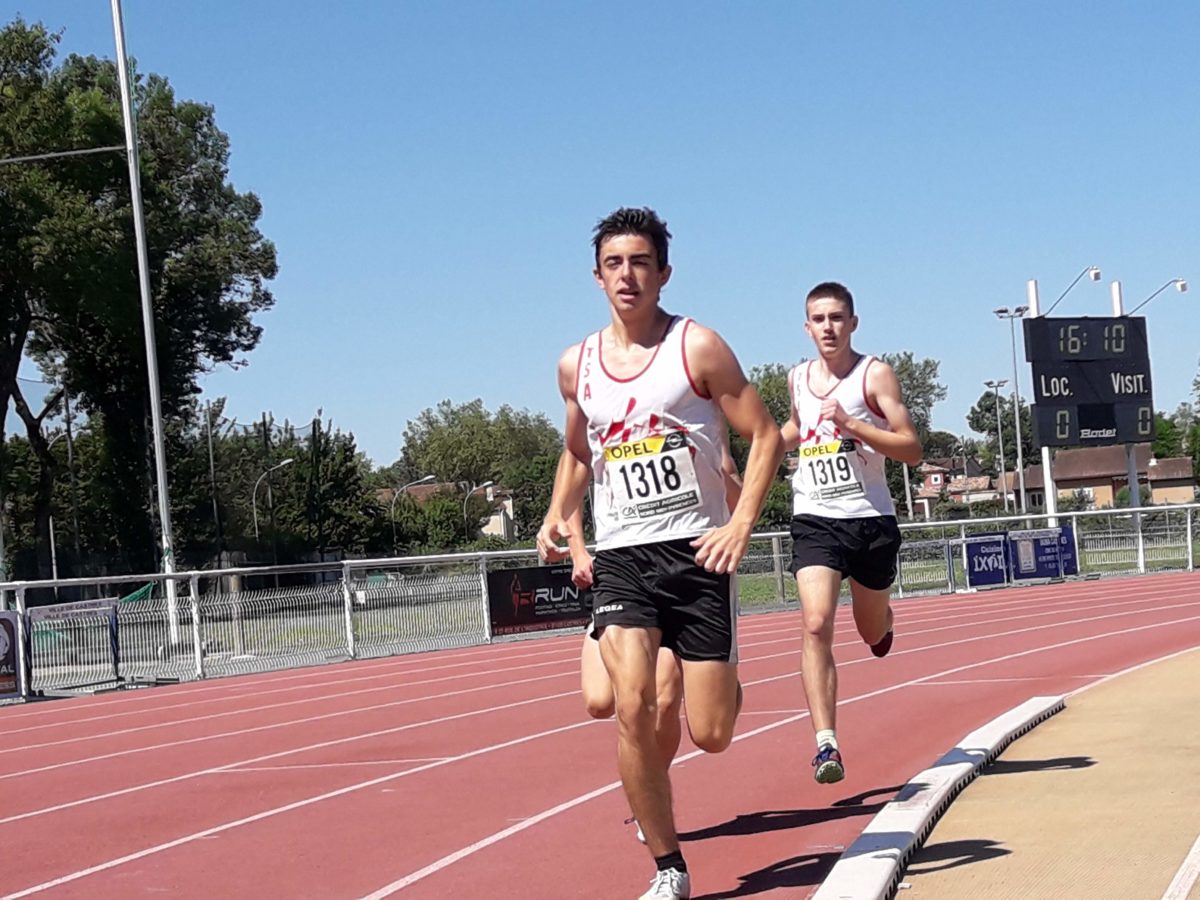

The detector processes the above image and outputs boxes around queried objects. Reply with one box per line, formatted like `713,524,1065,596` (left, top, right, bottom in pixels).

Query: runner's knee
613,687,657,734
801,608,835,640
583,695,615,719
689,714,735,753
656,672,682,717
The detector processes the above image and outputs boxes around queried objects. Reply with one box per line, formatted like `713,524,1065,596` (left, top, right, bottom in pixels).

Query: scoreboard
1023,316,1154,447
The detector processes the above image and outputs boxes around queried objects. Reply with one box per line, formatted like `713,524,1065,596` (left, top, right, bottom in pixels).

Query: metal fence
1,502,1195,702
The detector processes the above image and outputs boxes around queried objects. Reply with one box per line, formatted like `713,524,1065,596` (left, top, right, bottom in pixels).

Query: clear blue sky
9,1,1199,464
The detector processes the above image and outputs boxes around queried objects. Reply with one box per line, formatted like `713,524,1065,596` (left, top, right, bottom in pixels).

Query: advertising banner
1007,527,1078,580
486,565,591,636
0,611,21,699
964,532,1009,589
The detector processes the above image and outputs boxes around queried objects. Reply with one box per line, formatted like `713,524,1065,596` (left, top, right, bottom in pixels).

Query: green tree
501,452,561,542
879,352,948,512
399,399,559,486
923,430,960,459
1,21,276,576
966,390,1034,473
1152,413,1183,459
728,362,796,474
879,352,947,440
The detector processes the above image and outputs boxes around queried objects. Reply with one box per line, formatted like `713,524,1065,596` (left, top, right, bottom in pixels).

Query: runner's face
593,233,671,317
804,296,857,357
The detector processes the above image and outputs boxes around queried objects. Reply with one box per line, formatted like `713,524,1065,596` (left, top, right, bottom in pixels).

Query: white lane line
0,689,580,827
0,573,1151,734
912,676,1098,685
5,590,1196,812
0,718,598,900
7,612,1200,898
359,612,1200,897
0,576,1149,744
218,759,452,772
0,656,588,755
1161,832,1200,900
0,670,575,784
1,586,1180,785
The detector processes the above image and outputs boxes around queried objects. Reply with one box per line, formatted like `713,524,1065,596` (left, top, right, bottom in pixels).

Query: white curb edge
812,694,1066,900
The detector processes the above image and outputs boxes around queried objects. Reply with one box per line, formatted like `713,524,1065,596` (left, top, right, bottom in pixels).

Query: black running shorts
789,514,902,591
590,537,737,663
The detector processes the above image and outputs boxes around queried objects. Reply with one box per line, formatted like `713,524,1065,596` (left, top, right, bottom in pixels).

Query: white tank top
789,355,895,519
577,315,730,551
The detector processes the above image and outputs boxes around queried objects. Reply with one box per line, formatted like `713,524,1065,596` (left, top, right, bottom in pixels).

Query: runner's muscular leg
654,649,684,765
580,634,615,719
680,658,741,752
849,579,893,647
599,625,677,856
582,636,684,769
796,565,842,733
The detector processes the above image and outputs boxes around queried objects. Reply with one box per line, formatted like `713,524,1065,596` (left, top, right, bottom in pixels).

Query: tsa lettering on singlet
603,430,701,521
795,437,867,501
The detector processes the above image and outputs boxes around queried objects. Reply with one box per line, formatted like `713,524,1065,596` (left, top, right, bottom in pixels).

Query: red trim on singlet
681,319,710,399
862,356,886,418
805,353,866,400
572,339,587,398
788,366,800,426
596,315,675,384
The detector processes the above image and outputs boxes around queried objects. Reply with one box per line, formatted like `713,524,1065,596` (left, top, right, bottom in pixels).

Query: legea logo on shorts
595,603,624,614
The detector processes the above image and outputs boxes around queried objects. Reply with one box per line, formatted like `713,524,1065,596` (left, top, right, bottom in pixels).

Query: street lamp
984,379,1009,512
253,458,295,540
111,0,178,595
463,480,495,536
955,436,972,515
390,475,436,551
1127,278,1188,315
1042,266,1102,316
993,306,1029,513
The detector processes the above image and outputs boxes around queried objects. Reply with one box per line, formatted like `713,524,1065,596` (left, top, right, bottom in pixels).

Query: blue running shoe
812,744,845,784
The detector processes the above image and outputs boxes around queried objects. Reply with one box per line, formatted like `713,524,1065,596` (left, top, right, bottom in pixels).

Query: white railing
1,502,1195,702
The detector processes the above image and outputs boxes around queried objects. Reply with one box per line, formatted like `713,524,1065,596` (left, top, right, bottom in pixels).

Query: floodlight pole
1111,281,1145,573
112,0,179,640
1026,281,1058,526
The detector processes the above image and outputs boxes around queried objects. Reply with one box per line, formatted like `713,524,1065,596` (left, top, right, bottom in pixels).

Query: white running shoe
639,867,690,899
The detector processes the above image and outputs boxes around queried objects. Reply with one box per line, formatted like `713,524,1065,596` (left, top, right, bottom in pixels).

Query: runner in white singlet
780,281,922,787
536,208,783,900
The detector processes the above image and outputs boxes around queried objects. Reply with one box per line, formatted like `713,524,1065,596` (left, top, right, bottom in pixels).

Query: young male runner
780,281,922,785
537,207,782,899
566,450,743,845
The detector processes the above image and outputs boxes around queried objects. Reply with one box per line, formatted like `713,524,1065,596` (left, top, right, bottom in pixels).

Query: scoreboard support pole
1027,280,1060,526
1111,281,1147,574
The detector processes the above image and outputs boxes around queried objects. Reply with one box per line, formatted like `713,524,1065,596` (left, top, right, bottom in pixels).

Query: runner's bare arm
720,448,743,514
537,346,593,563
686,325,785,573
564,504,594,588
821,360,922,465
780,366,803,451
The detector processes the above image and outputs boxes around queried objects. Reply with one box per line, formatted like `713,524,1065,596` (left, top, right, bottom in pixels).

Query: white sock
816,729,838,751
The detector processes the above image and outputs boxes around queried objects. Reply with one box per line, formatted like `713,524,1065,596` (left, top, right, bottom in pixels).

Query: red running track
1,571,1198,899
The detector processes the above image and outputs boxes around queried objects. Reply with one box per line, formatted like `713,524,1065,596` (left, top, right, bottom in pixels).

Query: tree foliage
1,20,276,576
879,352,948,512
966,389,1035,474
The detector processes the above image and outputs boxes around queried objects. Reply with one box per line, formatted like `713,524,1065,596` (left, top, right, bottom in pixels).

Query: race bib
604,430,701,521
795,438,866,501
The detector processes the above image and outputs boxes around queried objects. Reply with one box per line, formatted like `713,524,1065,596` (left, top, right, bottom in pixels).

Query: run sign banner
0,611,21,699
486,564,591,637
964,532,1009,589
1007,527,1078,580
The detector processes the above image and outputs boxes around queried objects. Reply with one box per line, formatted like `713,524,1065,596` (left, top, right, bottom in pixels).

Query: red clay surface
1,571,1198,899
